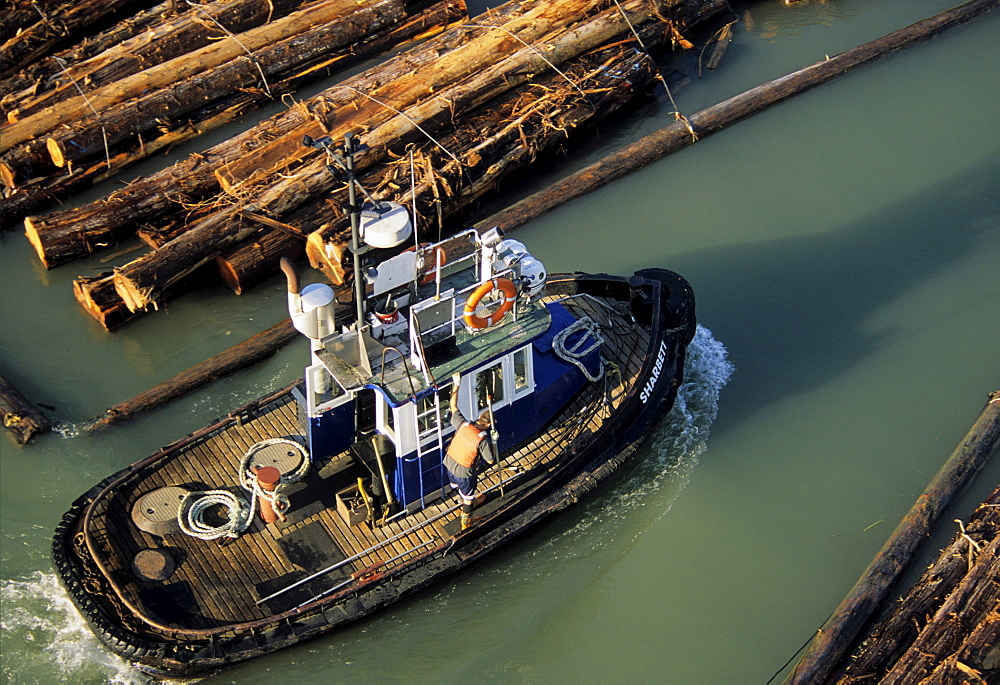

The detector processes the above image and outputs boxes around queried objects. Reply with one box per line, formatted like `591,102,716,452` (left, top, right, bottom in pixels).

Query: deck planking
85,293,651,635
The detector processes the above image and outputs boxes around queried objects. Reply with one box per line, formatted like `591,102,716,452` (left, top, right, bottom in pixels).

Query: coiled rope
178,489,251,540
553,317,605,382
239,438,310,519
178,438,309,540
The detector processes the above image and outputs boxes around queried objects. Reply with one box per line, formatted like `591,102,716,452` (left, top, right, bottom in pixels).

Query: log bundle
34,0,723,328
834,484,1000,684
1,0,467,224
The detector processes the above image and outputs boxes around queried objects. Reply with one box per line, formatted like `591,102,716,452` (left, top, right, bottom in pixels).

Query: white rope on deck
553,317,605,382
178,489,252,540
238,437,310,519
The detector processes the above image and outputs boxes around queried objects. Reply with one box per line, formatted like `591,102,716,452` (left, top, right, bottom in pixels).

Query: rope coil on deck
553,317,604,382
178,490,252,540
239,437,310,516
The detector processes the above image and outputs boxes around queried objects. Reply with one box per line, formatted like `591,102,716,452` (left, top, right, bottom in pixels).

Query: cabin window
513,348,529,393
417,387,449,438
475,362,504,413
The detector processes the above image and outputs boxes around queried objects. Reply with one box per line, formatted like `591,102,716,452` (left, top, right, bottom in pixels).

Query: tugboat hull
52,269,695,679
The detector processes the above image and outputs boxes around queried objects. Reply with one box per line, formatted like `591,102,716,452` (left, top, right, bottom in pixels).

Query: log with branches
107,0,707,315
2,0,315,124
15,0,471,256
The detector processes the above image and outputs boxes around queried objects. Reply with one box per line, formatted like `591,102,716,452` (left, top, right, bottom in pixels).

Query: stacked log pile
834,485,1000,684
16,0,726,329
0,0,467,223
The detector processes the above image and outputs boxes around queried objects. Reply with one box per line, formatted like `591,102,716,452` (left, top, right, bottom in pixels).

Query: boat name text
640,341,668,404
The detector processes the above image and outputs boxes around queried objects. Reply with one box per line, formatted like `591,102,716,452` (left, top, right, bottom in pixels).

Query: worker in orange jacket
444,374,497,530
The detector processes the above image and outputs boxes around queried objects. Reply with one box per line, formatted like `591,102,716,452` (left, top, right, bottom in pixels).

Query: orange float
463,278,517,329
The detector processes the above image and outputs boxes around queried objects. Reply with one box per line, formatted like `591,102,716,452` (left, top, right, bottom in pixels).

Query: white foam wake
548,324,734,550
0,571,150,684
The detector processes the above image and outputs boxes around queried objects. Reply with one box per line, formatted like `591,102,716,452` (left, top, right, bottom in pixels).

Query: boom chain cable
186,0,273,98
611,0,698,141
52,56,113,172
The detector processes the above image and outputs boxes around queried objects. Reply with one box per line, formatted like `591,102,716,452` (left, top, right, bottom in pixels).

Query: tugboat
51,134,696,679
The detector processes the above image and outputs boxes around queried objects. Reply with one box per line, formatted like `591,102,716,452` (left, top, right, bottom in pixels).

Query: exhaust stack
280,258,335,341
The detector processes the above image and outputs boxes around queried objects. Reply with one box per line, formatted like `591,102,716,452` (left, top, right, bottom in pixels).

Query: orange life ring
463,278,517,329
405,243,447,285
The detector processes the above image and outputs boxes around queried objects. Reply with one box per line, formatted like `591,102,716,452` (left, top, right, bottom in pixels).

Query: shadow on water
669,153,999,430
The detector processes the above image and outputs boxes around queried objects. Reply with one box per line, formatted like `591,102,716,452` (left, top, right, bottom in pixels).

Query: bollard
255,466,286,523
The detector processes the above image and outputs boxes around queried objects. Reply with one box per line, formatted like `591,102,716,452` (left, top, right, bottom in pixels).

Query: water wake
0,572,150,684
554,324,734,544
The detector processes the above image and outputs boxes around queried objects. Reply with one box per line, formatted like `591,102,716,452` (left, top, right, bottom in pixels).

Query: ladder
411,388,446,510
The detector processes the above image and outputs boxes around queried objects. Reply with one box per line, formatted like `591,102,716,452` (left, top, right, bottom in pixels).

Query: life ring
406,243,447,285
464,278,517,329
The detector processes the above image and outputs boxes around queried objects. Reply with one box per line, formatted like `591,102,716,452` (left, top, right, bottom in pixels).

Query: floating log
18,0,469,261
0,0,401,152
1,0,408,199
835,486,1000,683
784,390,1000,684
1,0,70,45
0,376,51,444
84,318,301,431
0,0,159,74
304,38,667,284
473,0,1000,235
106,0,656,312
1,0,178,105
3,0,314,123
222,0,716,288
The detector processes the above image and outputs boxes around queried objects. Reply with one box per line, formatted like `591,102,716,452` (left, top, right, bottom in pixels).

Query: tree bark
784,390,1000,685
0,0,159,74
84,318,300,431
835,487,1000,684
0,0,394,151
3,0,314,123
303,36,668,284
474,0,1000,236
106,0,631,312
17,0,468,261
0,376,51,444
221,0,710,285
5,0,408,185
2,0,181,111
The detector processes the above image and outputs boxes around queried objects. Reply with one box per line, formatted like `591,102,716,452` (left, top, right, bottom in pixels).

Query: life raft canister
447,422,486,468
463,277,516,329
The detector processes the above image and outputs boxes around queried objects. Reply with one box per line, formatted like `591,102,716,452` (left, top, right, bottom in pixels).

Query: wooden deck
84,293,651,634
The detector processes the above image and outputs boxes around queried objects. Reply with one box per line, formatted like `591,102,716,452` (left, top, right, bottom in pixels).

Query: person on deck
445,374,497,530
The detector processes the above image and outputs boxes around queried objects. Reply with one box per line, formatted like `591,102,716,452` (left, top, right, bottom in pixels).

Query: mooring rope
238,437,310,518
178,489,252,540
610,0,698,142
553,317,605,382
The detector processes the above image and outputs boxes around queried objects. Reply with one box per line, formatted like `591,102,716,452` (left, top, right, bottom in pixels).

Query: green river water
2,1,998,683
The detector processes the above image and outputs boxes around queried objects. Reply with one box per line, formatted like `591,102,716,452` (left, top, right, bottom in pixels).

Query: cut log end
0,162,16,189
22,216,55,269
46,137,66,167
305,228,346,285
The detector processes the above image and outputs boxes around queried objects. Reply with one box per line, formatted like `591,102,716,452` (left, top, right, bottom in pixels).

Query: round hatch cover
132,548,176,582
131,486,189,536
245,441,305,477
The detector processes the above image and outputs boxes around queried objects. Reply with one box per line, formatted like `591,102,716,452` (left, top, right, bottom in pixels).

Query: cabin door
470,346,533,450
